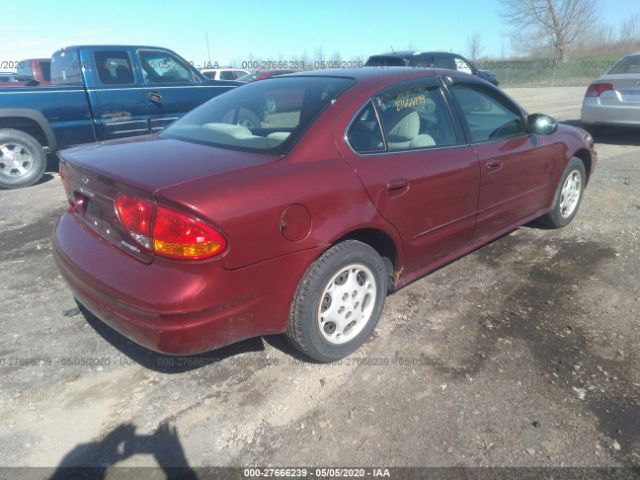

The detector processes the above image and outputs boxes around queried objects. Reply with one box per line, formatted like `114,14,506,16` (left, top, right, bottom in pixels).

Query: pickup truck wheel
0,129,47,189
286,240,387,363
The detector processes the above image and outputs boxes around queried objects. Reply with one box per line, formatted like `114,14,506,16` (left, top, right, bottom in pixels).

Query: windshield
162,76,355,153
237,72,258,82
609,55,640,74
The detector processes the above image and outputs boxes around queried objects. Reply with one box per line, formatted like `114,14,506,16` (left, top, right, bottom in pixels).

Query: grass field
480,51,632,86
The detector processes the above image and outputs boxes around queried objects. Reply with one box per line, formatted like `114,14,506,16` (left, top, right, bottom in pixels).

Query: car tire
286,240,387,363
538,157,586,228
0,129,47,189
237,108,262,129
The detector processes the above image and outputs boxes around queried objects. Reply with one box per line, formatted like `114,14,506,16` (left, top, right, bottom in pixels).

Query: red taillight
114,193,226,260
153,205,226,259
585,83,613,97
114,194,154,249
59,163,74,211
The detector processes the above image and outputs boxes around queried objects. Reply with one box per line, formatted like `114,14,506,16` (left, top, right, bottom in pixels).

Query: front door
449,82,555,242
88,48,149,140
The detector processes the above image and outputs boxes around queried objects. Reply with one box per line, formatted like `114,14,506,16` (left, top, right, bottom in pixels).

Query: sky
1,0,638,69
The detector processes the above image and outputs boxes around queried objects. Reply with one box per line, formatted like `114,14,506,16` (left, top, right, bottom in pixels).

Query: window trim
444,78,530,145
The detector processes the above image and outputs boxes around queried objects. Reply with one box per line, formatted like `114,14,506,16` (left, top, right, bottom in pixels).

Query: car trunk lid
596,74,640,105
59,135,277,262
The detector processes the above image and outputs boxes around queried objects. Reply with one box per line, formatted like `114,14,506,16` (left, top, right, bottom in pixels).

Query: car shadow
35,173,55,186
49,422,197,479
79,303,267,373
262,334,317,363
562,119,640,146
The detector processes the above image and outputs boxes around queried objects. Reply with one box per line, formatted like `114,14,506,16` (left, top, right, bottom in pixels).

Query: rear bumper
581,98,640,126
52,212,321,355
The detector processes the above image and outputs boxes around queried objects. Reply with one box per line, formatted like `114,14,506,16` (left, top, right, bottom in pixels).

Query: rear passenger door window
450,84,526,142
94,50,135,85
347,101,385,153
376,85,458,151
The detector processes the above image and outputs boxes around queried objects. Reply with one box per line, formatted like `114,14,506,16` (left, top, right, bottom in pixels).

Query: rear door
339,79,480,272
86,47,150,140
448,81,556,242
136,49,232,133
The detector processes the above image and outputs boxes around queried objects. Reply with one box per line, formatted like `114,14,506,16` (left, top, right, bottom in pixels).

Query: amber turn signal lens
152,205,226,259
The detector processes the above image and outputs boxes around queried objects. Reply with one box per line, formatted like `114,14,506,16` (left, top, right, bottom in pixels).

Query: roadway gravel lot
1,86,639,473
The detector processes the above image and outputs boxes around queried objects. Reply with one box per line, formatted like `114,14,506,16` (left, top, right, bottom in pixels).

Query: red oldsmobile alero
52,68,596,362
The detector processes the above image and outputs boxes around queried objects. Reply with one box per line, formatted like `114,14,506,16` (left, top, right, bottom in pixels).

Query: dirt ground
1,86,639,472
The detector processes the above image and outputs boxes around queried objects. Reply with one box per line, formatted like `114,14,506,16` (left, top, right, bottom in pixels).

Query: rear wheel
538,157,586,228
0,129,47,189
286,240,387,362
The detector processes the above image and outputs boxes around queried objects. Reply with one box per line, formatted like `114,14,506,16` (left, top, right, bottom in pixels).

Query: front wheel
286,240,387,362
0,129,47,189
538,157,586,228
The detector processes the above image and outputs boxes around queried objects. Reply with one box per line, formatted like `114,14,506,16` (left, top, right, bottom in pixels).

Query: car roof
281,66,478,87
201,68,244,72
54,45,179,55
373,51,460,58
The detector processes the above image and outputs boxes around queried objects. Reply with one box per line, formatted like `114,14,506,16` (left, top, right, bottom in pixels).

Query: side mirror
527,113,558,135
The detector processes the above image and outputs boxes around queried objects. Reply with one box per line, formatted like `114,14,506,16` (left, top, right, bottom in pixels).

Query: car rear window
365,56,406,67
162,76,355,153
609,55,640,74
51,50,83,85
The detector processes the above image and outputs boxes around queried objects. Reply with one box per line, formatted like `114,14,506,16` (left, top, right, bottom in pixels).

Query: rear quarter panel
157,155,401,271
0,86,95,148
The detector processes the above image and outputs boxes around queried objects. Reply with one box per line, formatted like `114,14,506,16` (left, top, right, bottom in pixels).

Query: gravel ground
0,86,639,472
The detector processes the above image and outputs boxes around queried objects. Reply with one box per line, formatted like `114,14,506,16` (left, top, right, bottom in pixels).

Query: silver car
581,52,640,134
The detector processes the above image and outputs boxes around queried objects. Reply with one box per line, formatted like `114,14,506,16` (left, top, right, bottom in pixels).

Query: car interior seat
384,109,435,150
115,65,134,84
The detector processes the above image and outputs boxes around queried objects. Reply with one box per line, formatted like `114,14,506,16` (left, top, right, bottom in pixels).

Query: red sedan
53,68,596,362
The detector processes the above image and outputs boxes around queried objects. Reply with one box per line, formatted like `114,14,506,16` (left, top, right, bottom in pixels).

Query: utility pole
205,31,212,65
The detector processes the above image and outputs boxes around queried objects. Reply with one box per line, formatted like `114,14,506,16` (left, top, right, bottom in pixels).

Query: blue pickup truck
0,45,239,188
